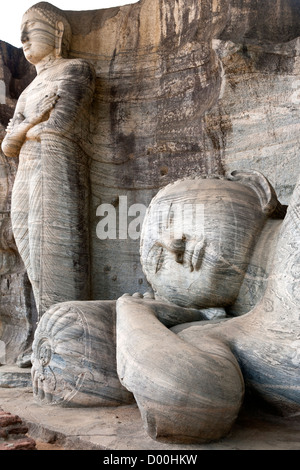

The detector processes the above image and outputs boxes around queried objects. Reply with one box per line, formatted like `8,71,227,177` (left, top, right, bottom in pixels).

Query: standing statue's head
21,1,72,65
140,170,285,309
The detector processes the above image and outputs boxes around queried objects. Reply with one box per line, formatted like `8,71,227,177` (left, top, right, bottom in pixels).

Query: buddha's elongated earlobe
55,21,64,58
229,169,286,218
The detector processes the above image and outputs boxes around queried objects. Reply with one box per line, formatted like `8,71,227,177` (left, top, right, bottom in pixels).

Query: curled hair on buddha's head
228,170,287,219
24,2,72,58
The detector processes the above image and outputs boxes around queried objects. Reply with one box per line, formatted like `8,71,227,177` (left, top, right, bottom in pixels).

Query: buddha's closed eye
151,234,206,272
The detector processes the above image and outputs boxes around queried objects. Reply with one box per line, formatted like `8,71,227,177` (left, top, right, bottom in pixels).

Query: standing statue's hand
29,92,60,127
5,113,25,134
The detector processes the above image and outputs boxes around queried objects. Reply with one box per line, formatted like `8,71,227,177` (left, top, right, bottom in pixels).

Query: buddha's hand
29,92,60,127
26,92,60,139
119,290,155,300
5,113,25,134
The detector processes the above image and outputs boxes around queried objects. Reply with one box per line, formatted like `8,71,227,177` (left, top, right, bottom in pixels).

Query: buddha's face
141,178,267,309
20,12,56,65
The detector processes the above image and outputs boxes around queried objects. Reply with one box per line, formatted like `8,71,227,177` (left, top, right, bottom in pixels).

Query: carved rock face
0,41,36,364
31,301,133,407
21,13,57,66
2,4,96,315
141,176,270,308
116,170,299,444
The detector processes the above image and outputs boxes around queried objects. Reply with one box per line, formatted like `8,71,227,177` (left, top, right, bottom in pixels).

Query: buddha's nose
21,30,29,44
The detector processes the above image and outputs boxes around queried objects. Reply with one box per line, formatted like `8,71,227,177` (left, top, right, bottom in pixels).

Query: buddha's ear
55,21,64,58
229,170,285,217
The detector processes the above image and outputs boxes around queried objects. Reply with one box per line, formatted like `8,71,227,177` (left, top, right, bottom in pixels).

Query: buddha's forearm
1,121,34,157
116,295,212,328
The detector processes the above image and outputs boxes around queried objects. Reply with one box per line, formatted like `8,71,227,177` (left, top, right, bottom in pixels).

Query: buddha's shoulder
58,58,95,79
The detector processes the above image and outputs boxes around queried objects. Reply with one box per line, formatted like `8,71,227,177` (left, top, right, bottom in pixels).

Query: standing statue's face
20,13,56,65
141,179,267,309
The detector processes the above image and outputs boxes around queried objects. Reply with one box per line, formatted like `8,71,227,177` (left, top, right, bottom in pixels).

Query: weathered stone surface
0,409,23,427
116,168,300,443
0,41,35,132
117,294,245,444
1,0,300,306
0,365,32,388
0,0,299,443
140,171,285,313
31,300,133,407
116,171,286,443
211,38,300,205
2,386,300,450
0,41,36,365
0,436,36,450
0,407,36,450
62,0,300,300
2,3,96,316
